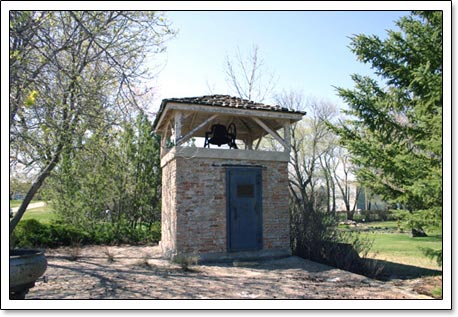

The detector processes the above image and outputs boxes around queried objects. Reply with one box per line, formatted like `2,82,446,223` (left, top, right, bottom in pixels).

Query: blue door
226,167,262,252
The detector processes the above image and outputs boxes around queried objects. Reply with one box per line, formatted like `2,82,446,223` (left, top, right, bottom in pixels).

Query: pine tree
332,11,442,233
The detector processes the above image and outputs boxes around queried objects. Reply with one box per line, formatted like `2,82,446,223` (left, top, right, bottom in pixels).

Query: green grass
10,200,23,208
431,287,443,298
339,220,442,272
11,201,56,224
361,231,442,270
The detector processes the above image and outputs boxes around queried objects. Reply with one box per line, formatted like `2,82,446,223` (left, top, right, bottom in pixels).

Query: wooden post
176,114,218,146
174,111,182,145
244,138,253,150
283,121,291,153
160,121,172,158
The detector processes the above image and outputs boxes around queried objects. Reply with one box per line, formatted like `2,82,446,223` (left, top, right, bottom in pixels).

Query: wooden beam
176,114,218,146
254,136,263,150
166,102,304,121
188,112,197,131
252,117,288,149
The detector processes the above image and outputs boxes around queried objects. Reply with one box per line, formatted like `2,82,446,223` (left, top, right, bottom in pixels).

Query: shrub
360,209,395,222
11,219,90,248
48,222,90,247
172,254,198,271
11,219,161,248
290,202,383,278
10,219,50,248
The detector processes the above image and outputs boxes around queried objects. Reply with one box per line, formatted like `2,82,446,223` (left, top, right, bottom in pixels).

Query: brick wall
160,154,290,258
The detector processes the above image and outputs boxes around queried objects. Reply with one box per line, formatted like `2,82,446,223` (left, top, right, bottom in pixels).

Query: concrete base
183,248,292,264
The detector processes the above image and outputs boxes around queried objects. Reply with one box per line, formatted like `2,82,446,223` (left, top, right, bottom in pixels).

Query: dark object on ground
411,228,428,237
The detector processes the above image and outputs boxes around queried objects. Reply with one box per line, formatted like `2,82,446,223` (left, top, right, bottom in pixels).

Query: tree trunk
10,150,61,235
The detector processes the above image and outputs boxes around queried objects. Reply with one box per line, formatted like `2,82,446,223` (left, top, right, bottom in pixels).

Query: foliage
9,179,31,199
9,11,175,234
422,247,443,267
10,219,89,248
45,112,162,232
331,12,442,239
10,219,161,249
281,93,377,273
290,201,378,276
358,209,395,222
290,202,338,259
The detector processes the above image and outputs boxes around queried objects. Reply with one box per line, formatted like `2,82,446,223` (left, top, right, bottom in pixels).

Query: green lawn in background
10,201,55,224
362,231,442,270
10,200,24,208
339,220,442,270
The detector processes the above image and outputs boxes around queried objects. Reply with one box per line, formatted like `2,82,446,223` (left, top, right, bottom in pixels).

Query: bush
11,219,90,248
11,219,162,248
91,221,161,245
11,219,49,248
359,209,395,222
48,222,90,247
290,202,383,278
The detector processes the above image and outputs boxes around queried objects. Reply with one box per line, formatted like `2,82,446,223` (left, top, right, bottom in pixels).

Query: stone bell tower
152,95,305,261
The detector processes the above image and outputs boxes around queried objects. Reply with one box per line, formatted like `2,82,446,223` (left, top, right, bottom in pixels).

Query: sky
149,10,408,112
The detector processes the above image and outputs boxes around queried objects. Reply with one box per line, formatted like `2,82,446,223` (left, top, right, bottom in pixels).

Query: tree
330,147,361,220
287,96,339,212
331,11,442,233
9,11,175,234
224,44,276,102
46,111,161,233
276,92,343,259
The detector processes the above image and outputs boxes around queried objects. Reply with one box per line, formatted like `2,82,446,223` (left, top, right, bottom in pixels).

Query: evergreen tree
332,11,442,233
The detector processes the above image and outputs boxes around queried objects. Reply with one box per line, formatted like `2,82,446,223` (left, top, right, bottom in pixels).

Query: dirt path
24,245,433,300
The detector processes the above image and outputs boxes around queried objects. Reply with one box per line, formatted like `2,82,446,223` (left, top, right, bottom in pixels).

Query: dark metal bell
204,123,238,149
209,124,231,146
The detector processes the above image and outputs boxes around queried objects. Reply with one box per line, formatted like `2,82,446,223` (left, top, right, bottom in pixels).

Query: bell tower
152,95,304,262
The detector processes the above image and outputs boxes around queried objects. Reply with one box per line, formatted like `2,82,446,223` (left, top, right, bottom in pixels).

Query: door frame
226,166,263,252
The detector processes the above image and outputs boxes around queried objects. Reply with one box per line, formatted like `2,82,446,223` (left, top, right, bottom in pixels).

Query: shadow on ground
362,258,442,280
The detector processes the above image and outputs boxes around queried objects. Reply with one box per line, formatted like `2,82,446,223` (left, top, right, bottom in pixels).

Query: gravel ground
25,245,433,300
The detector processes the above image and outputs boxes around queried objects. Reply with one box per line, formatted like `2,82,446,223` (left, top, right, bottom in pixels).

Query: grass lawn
363,231,442,270
10,201,56,224
340,221,442,270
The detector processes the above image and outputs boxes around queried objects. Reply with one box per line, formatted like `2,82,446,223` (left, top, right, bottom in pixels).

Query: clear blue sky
150,10,408,110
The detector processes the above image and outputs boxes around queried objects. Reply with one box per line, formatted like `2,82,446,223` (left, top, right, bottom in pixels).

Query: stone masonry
160,153,290,260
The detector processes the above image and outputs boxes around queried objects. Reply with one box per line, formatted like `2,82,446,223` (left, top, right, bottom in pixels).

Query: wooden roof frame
153,97,305,157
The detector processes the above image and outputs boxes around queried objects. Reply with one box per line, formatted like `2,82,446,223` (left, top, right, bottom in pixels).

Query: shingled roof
152,94,306,130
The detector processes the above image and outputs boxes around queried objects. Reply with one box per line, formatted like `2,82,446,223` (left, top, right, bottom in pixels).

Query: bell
209,124,231,146
204,123,238,149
